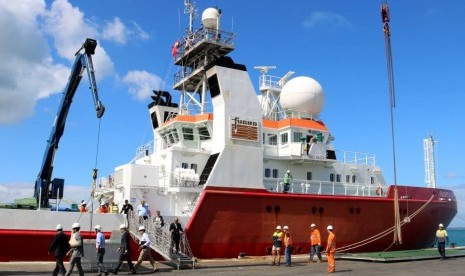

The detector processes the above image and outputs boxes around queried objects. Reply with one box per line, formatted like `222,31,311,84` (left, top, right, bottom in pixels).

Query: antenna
184,0,197,34
253,66,276,75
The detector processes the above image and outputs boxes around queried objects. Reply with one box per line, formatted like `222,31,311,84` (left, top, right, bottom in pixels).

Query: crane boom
34,38,105,208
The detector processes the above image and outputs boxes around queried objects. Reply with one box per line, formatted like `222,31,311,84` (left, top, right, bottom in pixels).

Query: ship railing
127,211,195,269
337,150,376,166
174,27,235,59
130,141,154,164
259,74,282,91
266,178,387,197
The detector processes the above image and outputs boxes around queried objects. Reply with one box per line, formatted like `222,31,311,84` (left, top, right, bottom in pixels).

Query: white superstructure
94,4,388,224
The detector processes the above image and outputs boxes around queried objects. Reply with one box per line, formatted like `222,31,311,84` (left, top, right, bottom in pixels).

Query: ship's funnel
202,7,220,29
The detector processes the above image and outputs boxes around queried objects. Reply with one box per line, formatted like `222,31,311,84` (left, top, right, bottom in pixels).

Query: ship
0,1,457,263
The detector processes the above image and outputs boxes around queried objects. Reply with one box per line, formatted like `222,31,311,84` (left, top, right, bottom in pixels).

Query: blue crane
34,38,105,208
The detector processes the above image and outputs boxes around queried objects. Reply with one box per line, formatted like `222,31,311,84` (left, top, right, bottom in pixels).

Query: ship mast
381,1,402,245
173,1,235,115
424,134,437,188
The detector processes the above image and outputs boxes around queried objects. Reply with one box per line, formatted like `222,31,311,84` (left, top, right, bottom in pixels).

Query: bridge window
281,132,289,144
182,127,194,140
330,173,335,182
371,177,375,184
352,175,356,183
268,134,277,145
307,171,312,180
272,169,278,178
346,175,350,183
191,163,198,173
293,132,302,142
198,126,210,140
336,174,341,182
265,168,271,178
181,163,188,169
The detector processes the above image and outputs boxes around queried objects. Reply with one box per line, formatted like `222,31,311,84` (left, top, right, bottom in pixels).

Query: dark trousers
285,246,293,266
53,256,66,276
115,250,134,273
97,248,107,273
438,242,446,259
171,236,180,254
283,183,290,193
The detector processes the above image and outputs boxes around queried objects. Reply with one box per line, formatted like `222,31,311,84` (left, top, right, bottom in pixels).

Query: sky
0,0,464,227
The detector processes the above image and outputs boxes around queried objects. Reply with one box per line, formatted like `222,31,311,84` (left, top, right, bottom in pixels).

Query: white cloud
102,18,150,44
303,11,352,30
0,0,70,124
131,21,150,41
122,70,165,101
43,0,114,79
103,17,127,44
0,0,116,124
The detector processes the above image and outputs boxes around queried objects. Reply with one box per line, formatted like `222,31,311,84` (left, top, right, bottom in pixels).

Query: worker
283,170,292,193
309,223,322,262
435,223,449,260
283,226,293,267
110,202,119,213
79,200,87,213
94,225,108,276
113,224,134,274
97,202,108,213
324,225,336,273
271,225,283,266
133,225,158,273
65,223,84,276
49,224,69,276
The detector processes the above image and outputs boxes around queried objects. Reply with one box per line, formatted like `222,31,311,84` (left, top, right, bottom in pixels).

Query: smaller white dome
280,76,324,116
202,8,220,29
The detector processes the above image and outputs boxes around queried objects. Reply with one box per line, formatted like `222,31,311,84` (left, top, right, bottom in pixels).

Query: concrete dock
1,253,464,276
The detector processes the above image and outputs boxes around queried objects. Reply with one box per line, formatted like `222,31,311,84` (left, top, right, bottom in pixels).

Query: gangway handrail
127,211,195,269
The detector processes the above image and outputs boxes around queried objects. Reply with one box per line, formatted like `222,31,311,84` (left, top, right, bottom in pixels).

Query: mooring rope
336,194,435,253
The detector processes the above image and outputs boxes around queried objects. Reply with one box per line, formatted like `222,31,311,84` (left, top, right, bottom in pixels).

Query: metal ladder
127,212,195,269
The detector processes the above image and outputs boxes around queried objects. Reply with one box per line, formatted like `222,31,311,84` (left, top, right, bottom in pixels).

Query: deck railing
264,178,387,197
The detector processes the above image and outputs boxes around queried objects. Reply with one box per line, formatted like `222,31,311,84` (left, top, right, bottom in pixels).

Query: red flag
171,41,179,58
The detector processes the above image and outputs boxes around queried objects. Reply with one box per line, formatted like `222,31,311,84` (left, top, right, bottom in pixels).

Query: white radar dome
202,8,220,29
280,76,324,116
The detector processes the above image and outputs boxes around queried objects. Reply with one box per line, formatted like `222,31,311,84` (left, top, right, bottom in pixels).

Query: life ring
376,187,383,196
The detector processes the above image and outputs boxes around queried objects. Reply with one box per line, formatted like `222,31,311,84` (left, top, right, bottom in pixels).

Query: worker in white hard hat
283,169,293,193
271,225,284,266
94,225,108,275
49,224,68,276
283,226,293,267
309,223,322,262
98,201,108,213
65,223,84,276
113,224,134,274
324,225,336,273
133,225,157,273
435,223,449,260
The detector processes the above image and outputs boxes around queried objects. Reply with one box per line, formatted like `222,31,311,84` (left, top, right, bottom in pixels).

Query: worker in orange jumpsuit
79,201,87,213
325,225,336,273
309,223,322,262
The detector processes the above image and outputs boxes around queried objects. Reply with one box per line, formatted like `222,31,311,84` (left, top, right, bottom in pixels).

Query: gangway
127,212,195,270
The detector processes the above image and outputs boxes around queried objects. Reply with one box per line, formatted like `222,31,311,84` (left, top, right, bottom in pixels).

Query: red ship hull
185,185,456,258
0,185,456,261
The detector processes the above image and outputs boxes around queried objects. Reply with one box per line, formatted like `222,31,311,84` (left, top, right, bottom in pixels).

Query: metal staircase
127,212,195,269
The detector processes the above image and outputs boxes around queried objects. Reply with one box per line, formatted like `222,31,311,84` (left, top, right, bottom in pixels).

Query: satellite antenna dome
280,76,325,116
202,7,220,29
